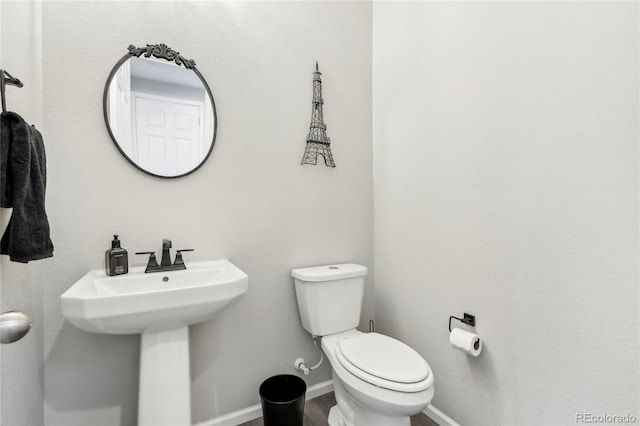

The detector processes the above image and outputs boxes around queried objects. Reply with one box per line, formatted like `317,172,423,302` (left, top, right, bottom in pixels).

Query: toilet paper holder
449,313,475,332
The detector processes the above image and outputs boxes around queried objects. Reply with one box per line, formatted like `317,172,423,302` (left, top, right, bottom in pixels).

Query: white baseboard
194,379,333,426
195,379,459,426
424,404,460,426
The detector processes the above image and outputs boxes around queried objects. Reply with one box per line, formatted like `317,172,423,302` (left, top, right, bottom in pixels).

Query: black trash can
259,374,306,426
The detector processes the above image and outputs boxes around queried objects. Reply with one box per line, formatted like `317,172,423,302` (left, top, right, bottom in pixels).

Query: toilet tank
291,264,368,336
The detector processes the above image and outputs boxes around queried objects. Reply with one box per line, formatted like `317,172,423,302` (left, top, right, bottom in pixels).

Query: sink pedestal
61,259,249,425
139,326,191,426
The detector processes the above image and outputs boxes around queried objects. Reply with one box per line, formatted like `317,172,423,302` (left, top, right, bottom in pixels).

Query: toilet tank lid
291,264,368,282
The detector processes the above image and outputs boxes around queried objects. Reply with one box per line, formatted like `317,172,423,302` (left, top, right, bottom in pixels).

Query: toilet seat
336,333,430,393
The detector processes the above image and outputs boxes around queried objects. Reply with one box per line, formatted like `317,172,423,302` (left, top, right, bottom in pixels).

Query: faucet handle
174,249,194,266
135,251,159,268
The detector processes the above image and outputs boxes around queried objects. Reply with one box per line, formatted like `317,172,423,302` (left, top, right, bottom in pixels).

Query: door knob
0,311,32,344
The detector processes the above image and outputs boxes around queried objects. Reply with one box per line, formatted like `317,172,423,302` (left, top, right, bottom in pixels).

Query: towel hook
1,71,6,113
0,69,24,113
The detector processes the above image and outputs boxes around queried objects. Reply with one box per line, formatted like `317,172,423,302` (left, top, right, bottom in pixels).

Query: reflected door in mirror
134,95,204,176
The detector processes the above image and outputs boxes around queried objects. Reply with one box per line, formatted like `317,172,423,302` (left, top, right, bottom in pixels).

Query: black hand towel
0,111,54,263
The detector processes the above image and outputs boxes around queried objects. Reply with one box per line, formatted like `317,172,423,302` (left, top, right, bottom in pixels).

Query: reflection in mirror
104,45,216,178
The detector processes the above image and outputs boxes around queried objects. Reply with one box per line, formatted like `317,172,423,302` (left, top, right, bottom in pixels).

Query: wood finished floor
238,392,439,426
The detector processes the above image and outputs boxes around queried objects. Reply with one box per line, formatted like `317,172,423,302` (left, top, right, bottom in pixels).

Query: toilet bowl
292,264,435,426
322,329,433,426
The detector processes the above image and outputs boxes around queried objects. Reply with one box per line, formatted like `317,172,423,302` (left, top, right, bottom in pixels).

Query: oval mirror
103,44,217,178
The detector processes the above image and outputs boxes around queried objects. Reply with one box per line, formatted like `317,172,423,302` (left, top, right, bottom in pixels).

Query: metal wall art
301,62,335,168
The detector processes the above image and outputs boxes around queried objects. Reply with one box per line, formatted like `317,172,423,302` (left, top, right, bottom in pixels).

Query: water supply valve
294,358,310,375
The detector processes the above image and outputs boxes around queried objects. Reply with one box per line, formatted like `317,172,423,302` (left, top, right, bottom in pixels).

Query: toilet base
328,401,411,426
328,405,352,426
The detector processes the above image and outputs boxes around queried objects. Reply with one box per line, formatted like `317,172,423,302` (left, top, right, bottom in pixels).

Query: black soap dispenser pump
105,235,128,276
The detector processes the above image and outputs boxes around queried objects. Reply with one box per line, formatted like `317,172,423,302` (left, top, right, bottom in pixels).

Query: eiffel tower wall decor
301,62,335,167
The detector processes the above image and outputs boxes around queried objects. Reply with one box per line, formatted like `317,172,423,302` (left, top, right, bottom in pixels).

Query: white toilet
292,264,434,426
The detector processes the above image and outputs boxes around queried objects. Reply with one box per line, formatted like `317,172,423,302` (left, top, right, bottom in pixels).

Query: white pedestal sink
61,259,248,426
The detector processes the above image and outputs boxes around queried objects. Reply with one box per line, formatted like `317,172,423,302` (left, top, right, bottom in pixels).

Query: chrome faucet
135,240,194,273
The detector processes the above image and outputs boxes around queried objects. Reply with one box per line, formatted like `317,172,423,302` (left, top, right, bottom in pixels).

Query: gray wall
41,2,372,425
0,1,45,425
373,2,639,425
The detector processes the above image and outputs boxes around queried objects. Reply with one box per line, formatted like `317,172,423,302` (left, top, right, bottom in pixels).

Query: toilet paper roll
449,327,482,356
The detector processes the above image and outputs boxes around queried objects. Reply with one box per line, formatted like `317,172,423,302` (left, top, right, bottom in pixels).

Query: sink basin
61,259,248,334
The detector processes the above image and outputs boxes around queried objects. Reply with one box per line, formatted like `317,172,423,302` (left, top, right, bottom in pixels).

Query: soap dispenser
105,235,128,276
